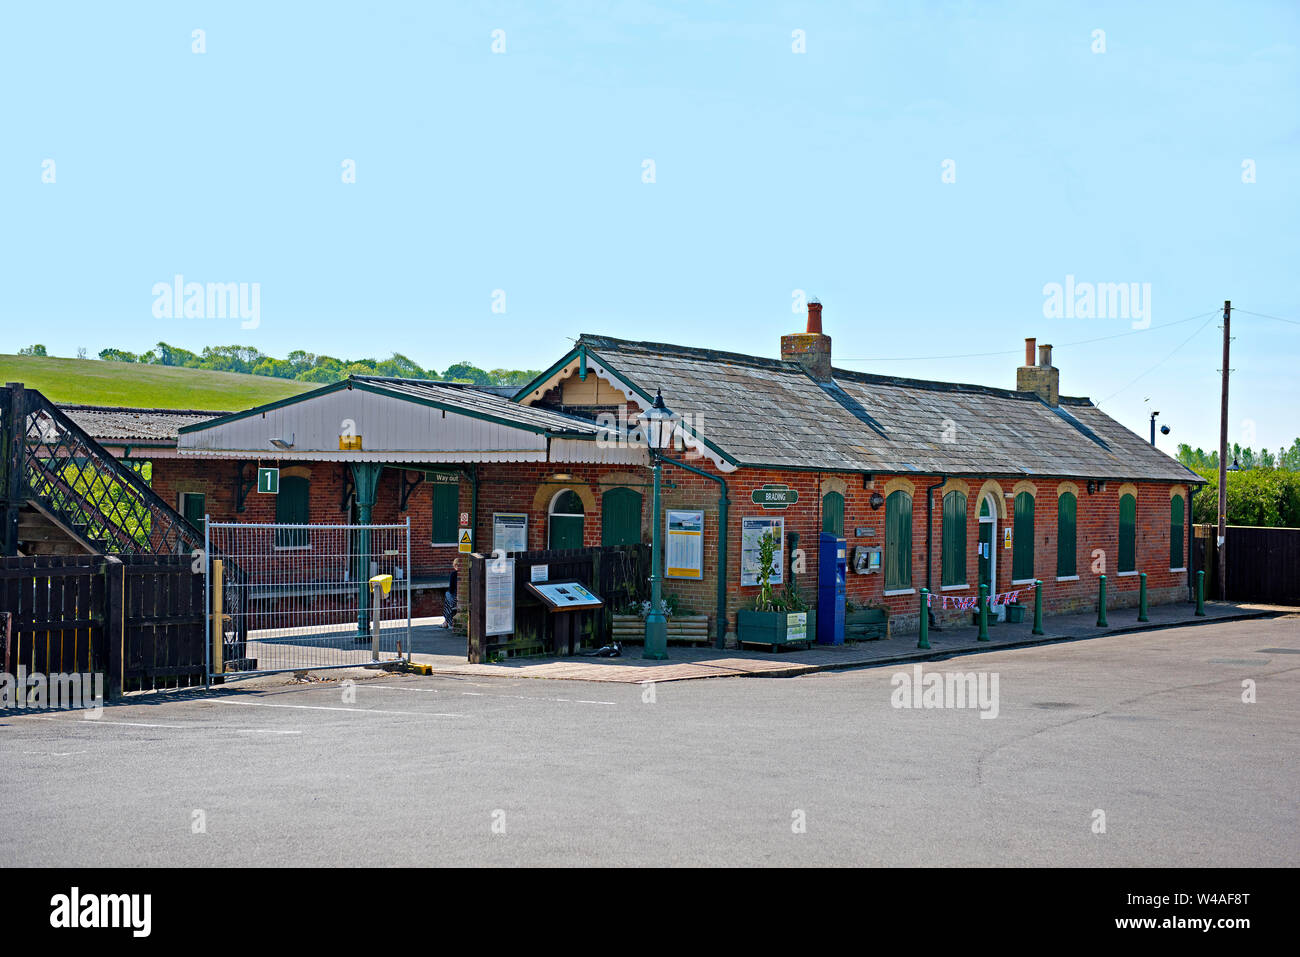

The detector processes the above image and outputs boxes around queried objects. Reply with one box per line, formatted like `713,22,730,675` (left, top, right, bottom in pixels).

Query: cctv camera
1160,425,1170,435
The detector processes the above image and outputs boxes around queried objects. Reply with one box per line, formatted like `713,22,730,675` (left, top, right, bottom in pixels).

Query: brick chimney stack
781,299,833,381
1016,336,1059,406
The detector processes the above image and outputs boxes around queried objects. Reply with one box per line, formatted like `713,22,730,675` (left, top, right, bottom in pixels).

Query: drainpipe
925,476,946,628
1187,484,1198,602
656,452,730,650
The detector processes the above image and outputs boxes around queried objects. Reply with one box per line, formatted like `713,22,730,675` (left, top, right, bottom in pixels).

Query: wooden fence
467,544,649,662
1193,524,1300,605
0,553,207,697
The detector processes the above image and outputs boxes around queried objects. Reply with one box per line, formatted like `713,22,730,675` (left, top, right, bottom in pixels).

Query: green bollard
977,584,990,641
918,589,930,649
1138,572,1149,622
1195,570,1206,616
1096,574,1109,627
1032,579,1045,635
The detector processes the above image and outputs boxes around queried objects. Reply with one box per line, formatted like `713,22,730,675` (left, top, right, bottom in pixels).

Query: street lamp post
637,389,678,660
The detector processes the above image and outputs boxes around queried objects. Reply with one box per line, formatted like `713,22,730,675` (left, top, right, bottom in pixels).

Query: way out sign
752,483,798,509
257,467,279,494
458,528,472,553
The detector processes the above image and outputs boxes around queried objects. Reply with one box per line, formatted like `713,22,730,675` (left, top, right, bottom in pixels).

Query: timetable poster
740,516,784,587
665,510,704,579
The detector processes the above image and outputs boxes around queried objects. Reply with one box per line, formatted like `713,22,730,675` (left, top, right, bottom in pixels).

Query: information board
527,580,603,610
665,509,704,579
493,513,528,554
485,559,515,636
740,516,784,587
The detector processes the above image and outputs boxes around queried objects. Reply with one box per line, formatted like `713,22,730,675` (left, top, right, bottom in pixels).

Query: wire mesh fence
206,518,411,678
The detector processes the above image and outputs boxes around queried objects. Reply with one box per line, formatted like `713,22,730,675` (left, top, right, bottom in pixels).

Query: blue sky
2,0,1296,454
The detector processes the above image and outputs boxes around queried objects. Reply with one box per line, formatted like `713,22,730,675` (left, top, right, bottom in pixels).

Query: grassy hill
0,354,315,411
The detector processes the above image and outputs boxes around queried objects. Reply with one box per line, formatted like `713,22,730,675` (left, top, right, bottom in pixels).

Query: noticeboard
665,509,704,579
740,515,784,587
493,513,528,554
485,559,515,636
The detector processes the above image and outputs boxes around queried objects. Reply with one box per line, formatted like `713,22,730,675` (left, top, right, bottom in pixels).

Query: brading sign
257,467,279,494
751,483,799,509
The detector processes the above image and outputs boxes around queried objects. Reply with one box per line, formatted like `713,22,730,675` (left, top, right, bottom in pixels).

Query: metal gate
205,518,412,679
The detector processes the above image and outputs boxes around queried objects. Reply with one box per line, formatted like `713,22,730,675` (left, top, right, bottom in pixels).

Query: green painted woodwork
274,476,309,547
822,491,844,538
1057,492,1077,577
1012,491,1035,581
431,481,459,544
1170,495,1185,568
1119,493,1137,573
885,490,912,590
941,491,966,586
601,487,643,546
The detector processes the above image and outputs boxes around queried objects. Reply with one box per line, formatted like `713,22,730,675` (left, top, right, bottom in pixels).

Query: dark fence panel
0,553,206,696
1193,524,1300,605
467,544,650,662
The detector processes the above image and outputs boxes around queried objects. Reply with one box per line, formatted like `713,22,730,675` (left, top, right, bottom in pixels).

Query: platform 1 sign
751,484,798,509
257,467,279,494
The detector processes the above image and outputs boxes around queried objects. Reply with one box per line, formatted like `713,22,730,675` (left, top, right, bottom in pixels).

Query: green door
978,520,993,588
601,487,642,546
181,493,206,540
549,490,585,549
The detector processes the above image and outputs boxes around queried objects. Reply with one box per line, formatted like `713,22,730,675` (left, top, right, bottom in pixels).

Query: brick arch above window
1057,481,1080,499
819,475,848,499
1011,480,1038,499
1169,484,1188,500
1116,482,1139,501
532,481,596,515
881,476,915,499
974,479,1007,520
938,477,970,499
280,465,312,480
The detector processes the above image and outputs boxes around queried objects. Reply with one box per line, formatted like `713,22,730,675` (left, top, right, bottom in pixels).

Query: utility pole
1217,300,1231,601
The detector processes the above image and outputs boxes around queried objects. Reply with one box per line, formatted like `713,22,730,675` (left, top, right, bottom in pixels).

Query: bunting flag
926,588,1025,610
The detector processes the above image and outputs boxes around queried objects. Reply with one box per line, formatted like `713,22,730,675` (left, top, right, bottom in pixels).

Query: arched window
1119,493,1137,573
548,490,586,549
885,490,912,591
1012,491,1035,581
601,487,642,546
941,491,966,587
275,475,310,548
1170,495,1185,570
822,491,845,538
1057,492,1077,577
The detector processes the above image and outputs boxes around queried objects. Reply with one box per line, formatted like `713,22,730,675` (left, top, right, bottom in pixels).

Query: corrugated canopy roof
59,405,227,444
576,334,1204,483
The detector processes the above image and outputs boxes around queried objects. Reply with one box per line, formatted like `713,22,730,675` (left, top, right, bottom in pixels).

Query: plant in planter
737,530,815,648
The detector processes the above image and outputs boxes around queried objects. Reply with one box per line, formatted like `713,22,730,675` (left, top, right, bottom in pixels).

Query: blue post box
817,532,847,644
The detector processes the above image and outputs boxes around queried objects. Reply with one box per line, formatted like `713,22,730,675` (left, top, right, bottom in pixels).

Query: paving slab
401,600,1294,683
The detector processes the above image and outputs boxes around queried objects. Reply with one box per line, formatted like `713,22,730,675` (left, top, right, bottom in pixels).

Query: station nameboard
751,484,798,508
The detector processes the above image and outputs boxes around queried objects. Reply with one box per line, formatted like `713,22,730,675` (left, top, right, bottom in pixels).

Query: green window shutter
601,487,643,546
1170,495,1184,569
885,490,912,590
1119,493,1137,573
182,492,206,536
1056,492,1077,577
275,476,309,547
941,491,966,586
1012,492,1035,581
431,482,459,544
822,491,845,538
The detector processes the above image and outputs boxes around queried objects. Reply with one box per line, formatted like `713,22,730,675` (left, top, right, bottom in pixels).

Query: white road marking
22,750,88,756
368,684,616,706
235,729,303,735
209,699,462,717
10,714,303,734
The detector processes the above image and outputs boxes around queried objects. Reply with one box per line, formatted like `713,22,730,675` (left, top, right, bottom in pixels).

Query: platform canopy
176,376,644,465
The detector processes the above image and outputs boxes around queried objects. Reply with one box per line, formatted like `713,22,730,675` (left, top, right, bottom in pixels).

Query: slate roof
576,334,1204,483
59,405,227,444
348,377,604,435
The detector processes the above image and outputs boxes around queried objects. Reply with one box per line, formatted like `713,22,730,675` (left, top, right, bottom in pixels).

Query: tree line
18,342,539,388
1177,442,1300,527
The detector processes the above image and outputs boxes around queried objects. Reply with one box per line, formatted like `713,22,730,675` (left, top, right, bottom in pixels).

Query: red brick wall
148,456,1191,639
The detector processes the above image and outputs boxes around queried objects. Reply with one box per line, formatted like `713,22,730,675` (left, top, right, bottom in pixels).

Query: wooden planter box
737,609,816,649
845,608,890,641
611,613,711,645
